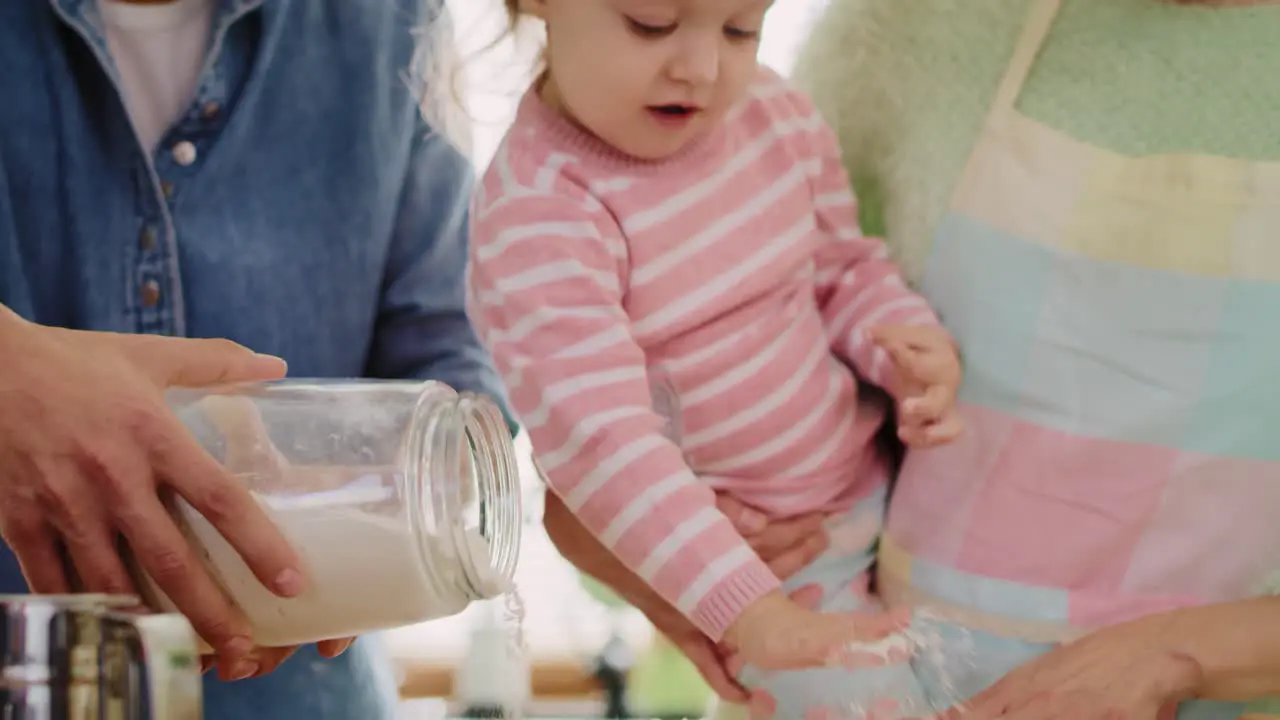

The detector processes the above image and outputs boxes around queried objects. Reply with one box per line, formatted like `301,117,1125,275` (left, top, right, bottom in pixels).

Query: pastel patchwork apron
872,0,1280,716
710,1,1280,717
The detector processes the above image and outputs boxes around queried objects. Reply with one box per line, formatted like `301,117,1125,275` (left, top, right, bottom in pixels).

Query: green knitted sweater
794,0,1280,284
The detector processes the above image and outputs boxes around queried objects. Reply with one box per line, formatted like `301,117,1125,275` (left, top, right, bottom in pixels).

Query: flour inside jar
139,484,511,649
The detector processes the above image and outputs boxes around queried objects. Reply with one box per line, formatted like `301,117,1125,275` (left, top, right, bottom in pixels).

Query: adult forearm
1165,596,1280,702
541,491,658,607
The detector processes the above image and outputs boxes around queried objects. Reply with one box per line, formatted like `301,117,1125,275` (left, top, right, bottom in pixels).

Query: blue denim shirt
0,0,507,717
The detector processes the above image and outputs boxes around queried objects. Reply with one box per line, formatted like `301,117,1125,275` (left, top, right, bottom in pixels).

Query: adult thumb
126,336,288,388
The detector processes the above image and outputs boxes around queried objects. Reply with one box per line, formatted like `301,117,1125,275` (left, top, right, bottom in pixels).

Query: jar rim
405,386,521,602
458,393,522,590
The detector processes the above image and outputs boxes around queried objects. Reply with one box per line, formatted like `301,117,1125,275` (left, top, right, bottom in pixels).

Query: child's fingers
902,413,965,447
852,607,911,638
923,413,965,445
835,648,907,669
901,384,951,422
879,340,926,391
879,335,957,392
900,406,963,447
878,335,920,368
871,324,948,353
915,352,961,385
899,424,932,447
826,613,915,668
870,324,926,349
814,615,901,665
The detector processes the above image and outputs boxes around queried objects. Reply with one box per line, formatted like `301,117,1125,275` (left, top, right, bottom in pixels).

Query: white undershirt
99,0,215,153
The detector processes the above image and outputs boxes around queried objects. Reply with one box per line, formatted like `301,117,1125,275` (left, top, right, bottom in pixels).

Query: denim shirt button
160,180,174,198
139,226,157,252
172,141,197,167
140,280,162,307
200,101,220,120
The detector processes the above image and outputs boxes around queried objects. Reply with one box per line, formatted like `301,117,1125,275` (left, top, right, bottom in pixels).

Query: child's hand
870,324,963,447
721,591,911,671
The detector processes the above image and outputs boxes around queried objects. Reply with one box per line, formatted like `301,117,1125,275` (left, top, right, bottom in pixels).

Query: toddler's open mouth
648,104,700,124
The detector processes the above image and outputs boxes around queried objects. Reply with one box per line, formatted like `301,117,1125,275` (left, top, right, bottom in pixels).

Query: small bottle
129,379,521,649
455,599,529,717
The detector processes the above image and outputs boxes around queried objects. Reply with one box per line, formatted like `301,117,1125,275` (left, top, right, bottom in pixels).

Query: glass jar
129,379,521,649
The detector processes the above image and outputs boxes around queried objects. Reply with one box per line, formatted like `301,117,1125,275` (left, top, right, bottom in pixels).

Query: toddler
467,1,962,717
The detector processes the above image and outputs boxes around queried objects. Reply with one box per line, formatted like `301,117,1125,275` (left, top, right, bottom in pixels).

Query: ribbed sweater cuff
689,561,781,642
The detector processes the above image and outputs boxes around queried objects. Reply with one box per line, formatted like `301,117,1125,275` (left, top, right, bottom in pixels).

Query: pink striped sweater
468,70,940,641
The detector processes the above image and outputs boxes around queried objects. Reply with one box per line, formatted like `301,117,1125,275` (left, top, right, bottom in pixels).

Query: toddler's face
530,0,770,160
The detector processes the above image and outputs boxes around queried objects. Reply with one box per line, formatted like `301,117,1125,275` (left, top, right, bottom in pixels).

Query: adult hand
0,310,301,681
543,490,830,701
954,615,1202,720
542,492,744,701
201,638,357,677
715,493,830,579
631,581,835,706
630,583,752,702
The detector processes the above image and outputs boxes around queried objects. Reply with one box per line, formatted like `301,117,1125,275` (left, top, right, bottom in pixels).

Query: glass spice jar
128,379,521,649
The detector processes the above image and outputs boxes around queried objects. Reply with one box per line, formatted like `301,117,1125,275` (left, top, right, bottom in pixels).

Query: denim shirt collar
48,0,265,75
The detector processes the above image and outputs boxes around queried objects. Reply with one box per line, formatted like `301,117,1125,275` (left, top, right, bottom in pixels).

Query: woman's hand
200,638,356,677
714,494,830,579
956,615,1202,720
961,597,1280,719
0,310,300,681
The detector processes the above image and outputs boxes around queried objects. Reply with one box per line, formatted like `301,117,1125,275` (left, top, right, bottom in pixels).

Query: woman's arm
541,491,654,610
543,490,831,601
962,597,1280,719
542,490,831,701
1165,596,1280,701
541,489,756,702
